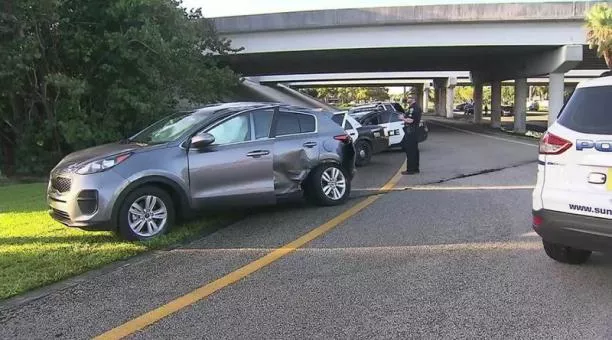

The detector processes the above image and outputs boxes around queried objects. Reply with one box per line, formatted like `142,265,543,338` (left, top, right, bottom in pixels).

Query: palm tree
586,3,612,70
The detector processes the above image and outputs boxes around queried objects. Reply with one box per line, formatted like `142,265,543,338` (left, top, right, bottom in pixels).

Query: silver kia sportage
48,103,356,240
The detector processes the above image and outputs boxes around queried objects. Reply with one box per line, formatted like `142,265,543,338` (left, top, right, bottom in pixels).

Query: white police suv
533,75,612,264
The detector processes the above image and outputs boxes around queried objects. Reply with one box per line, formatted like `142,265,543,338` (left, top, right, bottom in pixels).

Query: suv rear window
557,86,612,134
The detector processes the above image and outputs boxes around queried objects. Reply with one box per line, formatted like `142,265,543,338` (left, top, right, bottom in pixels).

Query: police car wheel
354,140,372,167
305,163,351,206
542,240,591,265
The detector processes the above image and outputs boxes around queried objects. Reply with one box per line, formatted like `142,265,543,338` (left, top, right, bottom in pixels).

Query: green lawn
0,183,232,301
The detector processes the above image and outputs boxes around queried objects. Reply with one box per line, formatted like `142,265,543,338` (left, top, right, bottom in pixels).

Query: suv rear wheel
542,240,592,265
117,186,175,241
305,163,351,206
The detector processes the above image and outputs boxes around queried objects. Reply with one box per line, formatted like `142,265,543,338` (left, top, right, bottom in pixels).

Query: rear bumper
533,209,612,253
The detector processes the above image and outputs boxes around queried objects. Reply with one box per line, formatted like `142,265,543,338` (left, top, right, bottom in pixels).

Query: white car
332,112,388,166
533,75,612,264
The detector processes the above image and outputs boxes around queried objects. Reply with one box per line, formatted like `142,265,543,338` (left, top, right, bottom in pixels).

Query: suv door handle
303,142,317,148
246,150,270,158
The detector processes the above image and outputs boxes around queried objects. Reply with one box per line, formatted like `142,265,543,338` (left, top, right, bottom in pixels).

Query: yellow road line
94,162,405,340
355,185,534,193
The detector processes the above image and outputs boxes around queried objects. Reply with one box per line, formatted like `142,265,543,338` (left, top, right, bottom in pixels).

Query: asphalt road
2,122,612,339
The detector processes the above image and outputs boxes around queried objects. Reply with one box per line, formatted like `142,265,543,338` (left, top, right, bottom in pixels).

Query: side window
392,103,406,113
380,111,398,124
275,111,316,136
344,120,354,130
206,114,251,145
252,109,274,139
388,110,402,122
298,114,316,133
363,115,379,126
275,112,301,136
331,114,344,126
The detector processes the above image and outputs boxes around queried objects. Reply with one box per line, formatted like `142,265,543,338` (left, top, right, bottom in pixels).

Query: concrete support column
473,83,483,123
490,80,502,129
548,73,564,126
414,84,424,108
513,78,528,133
423,83,430,113
433,79,446,117
446,85,455,119
439,87,447,117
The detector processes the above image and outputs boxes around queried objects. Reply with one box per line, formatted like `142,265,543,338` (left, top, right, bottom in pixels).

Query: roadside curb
0,216,243,314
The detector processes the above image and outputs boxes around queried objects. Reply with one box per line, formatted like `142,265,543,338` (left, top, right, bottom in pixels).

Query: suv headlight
76,153,132,175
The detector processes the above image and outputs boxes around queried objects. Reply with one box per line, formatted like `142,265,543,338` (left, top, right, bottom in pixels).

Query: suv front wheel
542,240,592,265
117,186,175,240
305,163,351,206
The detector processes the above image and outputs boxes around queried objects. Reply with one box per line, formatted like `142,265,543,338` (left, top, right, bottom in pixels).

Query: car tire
305,163,351,206
117,186,175,241
355,140,372,167
542,240,592,265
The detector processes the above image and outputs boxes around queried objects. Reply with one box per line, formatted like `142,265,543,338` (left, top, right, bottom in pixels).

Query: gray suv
48,103,356,240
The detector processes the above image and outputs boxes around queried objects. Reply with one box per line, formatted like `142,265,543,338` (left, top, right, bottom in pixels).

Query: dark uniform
401,102,422,173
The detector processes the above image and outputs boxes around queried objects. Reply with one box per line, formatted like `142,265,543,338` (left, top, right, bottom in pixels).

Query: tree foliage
313,87,390,104
0,0,240,176
585,3,612,69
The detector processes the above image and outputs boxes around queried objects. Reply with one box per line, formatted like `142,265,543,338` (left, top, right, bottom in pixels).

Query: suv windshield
130,111,208,144
557,86,612,134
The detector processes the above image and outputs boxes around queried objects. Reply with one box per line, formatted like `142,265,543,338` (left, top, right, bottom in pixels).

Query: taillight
533,215,543,227
334,134,351,144
539,132,572,155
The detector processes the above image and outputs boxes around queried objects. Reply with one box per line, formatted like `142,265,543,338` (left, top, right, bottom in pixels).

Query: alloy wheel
321,167,347,201
128,195,168,237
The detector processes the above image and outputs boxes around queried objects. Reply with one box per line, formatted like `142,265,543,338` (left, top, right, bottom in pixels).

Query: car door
382,110,406,146
343,114,359,140
188,109,276,208
271,110,320,195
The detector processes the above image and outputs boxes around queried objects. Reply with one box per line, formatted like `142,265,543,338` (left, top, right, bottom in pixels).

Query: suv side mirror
190,133,215,149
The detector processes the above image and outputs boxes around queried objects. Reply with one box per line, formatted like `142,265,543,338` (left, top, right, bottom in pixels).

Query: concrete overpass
212,2,609,132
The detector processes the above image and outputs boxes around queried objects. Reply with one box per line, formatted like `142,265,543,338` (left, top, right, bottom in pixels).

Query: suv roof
576,76,612,89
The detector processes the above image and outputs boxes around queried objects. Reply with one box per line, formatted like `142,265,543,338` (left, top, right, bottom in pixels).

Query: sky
181,0,578,18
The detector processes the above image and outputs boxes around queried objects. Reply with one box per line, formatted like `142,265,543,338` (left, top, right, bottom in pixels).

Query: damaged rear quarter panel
272,133,321,195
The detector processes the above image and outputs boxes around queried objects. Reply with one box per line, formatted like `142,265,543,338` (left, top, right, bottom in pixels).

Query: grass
0,183,233,301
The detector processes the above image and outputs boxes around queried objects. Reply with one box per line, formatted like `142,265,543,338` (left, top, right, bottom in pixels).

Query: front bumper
533,209,612,253
47,169,128,230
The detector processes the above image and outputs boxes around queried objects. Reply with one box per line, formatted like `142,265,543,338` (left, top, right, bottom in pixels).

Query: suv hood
54,142,146,171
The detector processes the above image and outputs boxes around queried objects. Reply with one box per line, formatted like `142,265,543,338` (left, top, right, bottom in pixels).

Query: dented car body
48,102,356,239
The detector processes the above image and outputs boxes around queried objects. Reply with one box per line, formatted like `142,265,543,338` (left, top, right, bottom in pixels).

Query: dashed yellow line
94,162,405,340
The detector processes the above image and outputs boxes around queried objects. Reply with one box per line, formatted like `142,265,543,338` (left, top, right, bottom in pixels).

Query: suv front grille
51,177,71,193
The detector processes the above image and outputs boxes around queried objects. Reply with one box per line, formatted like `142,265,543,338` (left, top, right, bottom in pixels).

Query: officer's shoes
401,170,420,175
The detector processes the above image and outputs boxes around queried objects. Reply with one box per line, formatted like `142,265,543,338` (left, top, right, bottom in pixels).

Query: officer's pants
401,133,419,172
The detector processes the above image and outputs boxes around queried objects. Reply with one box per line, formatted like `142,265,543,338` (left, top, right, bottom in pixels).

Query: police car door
378,110,404,146
342,114,359,140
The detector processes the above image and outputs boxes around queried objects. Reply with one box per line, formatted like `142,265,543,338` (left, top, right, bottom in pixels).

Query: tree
313,86,389,104
454,86,473,104
586,3,612,69
502,86,515,105
0,0,240,176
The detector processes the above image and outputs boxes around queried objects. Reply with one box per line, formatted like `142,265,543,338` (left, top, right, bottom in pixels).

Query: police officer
399,96,422,175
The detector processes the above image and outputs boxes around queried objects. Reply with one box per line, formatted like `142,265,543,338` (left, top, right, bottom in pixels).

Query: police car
350,104,428,147
533,74,612,264
332,112,388,166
